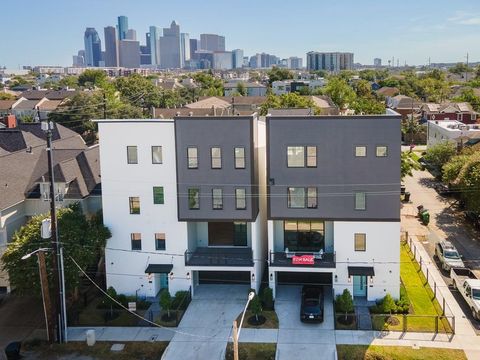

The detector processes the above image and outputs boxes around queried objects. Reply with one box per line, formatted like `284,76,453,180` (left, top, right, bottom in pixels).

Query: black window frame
153,186,164,205
354,191,366,210
129,196,140,214
375,145,388,157
151,146,163,164
287,146,305,168
306,146,317,168
188,188,200,209
187,146,198,169
212,188,223,210
234,147,246,169
155,233,166,251
355,145,367,157
211,146,222,169
287,187,306,208
307,187,318,208
131,233,142,250
235,188,247,210
127,146,138,164
354,233,366,251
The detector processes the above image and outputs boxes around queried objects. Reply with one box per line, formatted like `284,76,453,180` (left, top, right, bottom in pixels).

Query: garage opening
277,272,332,286
198,271,250,285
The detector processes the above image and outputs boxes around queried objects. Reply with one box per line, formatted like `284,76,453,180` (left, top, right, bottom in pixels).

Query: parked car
435,241,465,271
300,285,324,323
451,267,480,320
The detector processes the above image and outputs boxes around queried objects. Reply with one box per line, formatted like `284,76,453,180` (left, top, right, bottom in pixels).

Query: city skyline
1,0,480,68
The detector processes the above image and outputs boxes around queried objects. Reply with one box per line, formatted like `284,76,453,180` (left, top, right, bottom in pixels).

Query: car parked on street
435,241,465,271
300,285,324,323
451,267,480,320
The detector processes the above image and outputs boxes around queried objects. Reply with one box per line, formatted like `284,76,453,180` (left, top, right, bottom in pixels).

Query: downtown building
96,112,400,301
306,52,354,72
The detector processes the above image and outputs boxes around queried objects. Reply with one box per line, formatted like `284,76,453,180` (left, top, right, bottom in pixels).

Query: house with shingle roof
420,102,478,124
0,116,101,293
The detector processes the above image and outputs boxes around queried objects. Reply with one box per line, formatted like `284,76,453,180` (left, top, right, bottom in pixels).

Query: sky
0,0,479,68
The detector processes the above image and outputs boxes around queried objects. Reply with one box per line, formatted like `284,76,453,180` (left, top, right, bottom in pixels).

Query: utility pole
38,250,54,343
232,320,239,360
103,91,107,119
466,52,469,82
41,119,66,343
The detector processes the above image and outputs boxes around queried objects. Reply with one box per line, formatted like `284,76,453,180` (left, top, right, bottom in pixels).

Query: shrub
380,294,396,314
249,294,263,321
171,291,190,310
261,287,274,310
336,289,354,321
117,294,128,307
160,291,172,317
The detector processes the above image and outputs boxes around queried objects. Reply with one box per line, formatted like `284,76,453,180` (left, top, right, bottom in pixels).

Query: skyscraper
180,33,190,67
200,34,225,52
119,40,140,68
84,27,102,67
287,56,303,69
117,16,128,40
189,38,198,60
306,52,354,72
149,26,161,66
126,29,137,41
159,21,181,69
232,49,244,69
374,58,382,67
104,26,119,67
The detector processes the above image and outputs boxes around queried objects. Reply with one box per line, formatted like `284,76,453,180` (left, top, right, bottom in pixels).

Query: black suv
300,285,324,323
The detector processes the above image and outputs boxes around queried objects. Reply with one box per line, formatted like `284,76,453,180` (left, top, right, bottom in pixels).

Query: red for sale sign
292,255,314,265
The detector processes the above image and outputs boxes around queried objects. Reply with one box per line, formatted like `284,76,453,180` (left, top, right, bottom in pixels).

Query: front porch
184,247,254,267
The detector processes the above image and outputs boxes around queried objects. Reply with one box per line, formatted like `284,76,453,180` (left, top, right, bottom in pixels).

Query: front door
353,275,367,297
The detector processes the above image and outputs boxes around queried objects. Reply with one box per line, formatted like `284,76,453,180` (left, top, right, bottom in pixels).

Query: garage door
277,272,332,286
198,271,250,284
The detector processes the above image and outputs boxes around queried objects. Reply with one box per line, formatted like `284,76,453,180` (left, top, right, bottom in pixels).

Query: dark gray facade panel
267,116,401,220
175,116,259,221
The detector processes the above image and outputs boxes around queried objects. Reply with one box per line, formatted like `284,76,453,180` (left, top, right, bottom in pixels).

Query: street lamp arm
21,248,52,260
237,291,255,339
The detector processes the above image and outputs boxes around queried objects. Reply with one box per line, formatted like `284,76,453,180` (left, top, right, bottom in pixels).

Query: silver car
435,241,465,271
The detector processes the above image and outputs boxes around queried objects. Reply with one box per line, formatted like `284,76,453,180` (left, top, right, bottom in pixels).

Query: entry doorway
353,275,367,297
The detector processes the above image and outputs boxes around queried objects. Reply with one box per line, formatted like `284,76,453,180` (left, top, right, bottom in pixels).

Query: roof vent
189,112,193,116
175,112,180,117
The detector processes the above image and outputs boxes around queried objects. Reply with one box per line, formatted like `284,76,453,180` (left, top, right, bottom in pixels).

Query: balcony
185,247,254,267
269,250,336,268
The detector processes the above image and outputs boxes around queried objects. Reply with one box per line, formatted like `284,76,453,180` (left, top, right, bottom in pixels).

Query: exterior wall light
334,275,338,282
251,273,255,281
169,272,174,280
270,273,273,281
186,272,191,280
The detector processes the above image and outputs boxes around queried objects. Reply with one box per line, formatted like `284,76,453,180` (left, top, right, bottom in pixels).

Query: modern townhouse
265,113,401,301
96,114,266,298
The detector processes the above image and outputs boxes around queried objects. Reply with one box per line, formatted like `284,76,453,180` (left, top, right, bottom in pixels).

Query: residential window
284,220,325,252
307,187,317,208
212,188,223,210
376,146,388,157
287,187,305,208
306,146,317,167
129,196,140,214
211,147,222,169
187,147,198,168
235,188,246,210
127,146,138,164
153,187,164,205
355,146,367,157
188,188,200,209
155,233,166,251
354,233,366,251
355,192,366,210
151,146,162,164
131,233,141,250
235,147,245,169
287,146,305,167
233,222,247,246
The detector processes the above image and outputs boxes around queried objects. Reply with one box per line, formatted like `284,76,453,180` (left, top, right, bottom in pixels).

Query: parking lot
403,169,480,334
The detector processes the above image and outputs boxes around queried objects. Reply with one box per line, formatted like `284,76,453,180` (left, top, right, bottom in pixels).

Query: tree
424,141,457,172
160,291,172,318
449,63,473,76
105,286,118,318
401,151,420,179
260,287,274,310
236,82,247,96
442,154,469,184
453,88,480,112
2,203,111,296
267,66,293,85
322,77,356,110
335,289,354,321
401,118,422,144
249,294,263,322
351,97,385,115
354,79,372,98
191,72,224,96
259,93,320,116
0,92,16,100
453,151,480,213
78,69,107,88
380,294,396,314
114,74,162,110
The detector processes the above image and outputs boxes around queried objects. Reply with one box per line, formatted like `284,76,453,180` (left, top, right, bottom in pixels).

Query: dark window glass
287,187,305,208
152,146,162,164
155,233,166,250
188,188,200,209
153,187,164,204
233,222,247,246
284,221,325,252
131,233,141,250
127,146,138,164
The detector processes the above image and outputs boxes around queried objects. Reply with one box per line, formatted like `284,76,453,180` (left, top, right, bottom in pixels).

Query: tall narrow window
129,196,140,214
306,146,317,167
235,147,245,169
151,146,162,164
307,187,317,208
355,192,366,210
287,187,305,208
131,233,141,250
188,188,200,209
153,187,164,204
212,188,223,210
211,147,222,169
127,146,138,164
187,147,198,168
354,233,366,251
376,146,388,157
235,188,246,210
287,146,305,167
233,222,247,246
155,233,166,251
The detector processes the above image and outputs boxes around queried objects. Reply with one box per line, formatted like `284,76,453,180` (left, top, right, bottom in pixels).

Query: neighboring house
11,98,47,120
376,87,400,98
185,96,231,110
37,100,64,120
427,120,480,148
266,113,401,301
95,114,266,298
0,115,101,293
19,89,78,101
224,81,267,96
154,78,185,91
420,102,478,124
0,100,17,116
386,95,421,119
272,79,326,95
310,95,340,115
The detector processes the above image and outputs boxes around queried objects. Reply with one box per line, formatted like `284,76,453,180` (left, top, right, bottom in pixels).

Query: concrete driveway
275,285,336,360
161,285,249,360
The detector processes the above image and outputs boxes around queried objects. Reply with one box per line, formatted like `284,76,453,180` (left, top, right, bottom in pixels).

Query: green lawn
23,340,168,360
235,310,279,329
225,343,276,360
337,345,466,360
76,297,147,326
373,243,451,332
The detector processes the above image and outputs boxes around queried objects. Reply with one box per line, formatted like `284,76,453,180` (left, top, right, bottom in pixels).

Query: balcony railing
269,250,336,268
185,247,254,267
